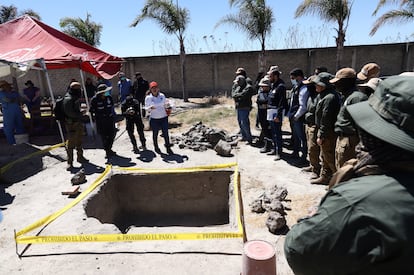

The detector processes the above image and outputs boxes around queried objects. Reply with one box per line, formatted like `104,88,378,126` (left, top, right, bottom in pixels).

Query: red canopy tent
0,15,124,142
0,15,123,79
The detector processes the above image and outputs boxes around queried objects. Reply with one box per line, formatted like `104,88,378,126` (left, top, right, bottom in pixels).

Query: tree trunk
259,39,266,73
180,37,188,102
335,24,346,70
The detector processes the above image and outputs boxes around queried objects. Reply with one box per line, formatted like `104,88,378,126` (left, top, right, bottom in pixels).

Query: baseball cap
312,72,334,87
149,81,158,88
357,77,382,91
330,68,357,83
267,65,282,75
235,67,246,75
357,63,380,81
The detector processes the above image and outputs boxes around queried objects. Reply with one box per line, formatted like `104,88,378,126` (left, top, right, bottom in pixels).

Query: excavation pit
84,170,238,233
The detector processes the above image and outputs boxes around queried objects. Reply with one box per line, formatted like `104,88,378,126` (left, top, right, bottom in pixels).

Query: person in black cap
308,72,341,185
121,95,146,153
288,68,309,163
90,84,117,158
132,72,149,117
284,75,414,275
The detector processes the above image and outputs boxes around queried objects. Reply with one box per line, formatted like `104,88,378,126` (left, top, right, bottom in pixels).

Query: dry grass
169,96,258,134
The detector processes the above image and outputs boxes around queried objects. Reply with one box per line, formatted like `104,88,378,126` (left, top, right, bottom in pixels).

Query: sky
2,0,413,58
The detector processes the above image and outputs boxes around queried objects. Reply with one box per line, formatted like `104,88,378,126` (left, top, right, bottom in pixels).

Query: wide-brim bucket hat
347,75,414,152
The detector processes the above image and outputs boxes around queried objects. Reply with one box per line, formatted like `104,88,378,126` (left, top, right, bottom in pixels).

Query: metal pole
79,69,96,139
39,58,65,144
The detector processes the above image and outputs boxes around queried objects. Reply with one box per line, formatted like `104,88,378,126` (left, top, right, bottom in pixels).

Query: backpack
53,97,66,121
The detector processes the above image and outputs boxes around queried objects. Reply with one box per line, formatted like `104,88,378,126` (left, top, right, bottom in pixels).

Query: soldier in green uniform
63,82,88,170
284,75,414,275
331,68,369,169
309,73,340,185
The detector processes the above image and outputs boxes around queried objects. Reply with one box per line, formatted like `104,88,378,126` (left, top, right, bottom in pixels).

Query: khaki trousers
335,135,360,170
319,133,337,179
306,125,321,174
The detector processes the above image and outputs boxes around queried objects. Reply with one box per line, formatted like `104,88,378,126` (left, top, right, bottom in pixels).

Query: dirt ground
0,98,326,275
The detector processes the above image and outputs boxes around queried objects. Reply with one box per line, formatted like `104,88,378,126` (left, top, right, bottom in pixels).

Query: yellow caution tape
16,231,244,244
0,142,66,175
117,162,237,173
15,165,112,238
15,162,245,244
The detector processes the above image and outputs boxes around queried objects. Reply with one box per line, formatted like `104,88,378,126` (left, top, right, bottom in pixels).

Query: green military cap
347,75,414,152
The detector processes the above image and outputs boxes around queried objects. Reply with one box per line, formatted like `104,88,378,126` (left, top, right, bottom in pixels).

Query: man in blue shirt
117,72,133,103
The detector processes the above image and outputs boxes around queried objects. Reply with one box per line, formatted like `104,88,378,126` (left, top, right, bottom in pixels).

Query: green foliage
0,4,41,23
130,0,189,40
216,0,273,49
371,0,414,35
295,0,353,69
59,13,102,46
174,106,235,126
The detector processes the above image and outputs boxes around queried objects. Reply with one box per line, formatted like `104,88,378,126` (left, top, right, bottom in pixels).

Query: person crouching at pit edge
89,84,117,159
144,81,173,155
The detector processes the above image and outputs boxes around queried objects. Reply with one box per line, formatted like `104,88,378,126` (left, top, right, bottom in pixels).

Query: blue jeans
150,116,170,147
237,108,252,142
2,104,25,144
291,120,307,157
270,120,283,154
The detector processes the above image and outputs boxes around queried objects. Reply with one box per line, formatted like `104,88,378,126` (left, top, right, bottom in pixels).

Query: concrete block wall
122,42,414,98
2,42,413,100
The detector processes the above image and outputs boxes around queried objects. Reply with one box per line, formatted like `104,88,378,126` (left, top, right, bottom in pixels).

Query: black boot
154,140,161,153
260,139,272,153
77,149,89,163
131,140,139,153
165,144,173,155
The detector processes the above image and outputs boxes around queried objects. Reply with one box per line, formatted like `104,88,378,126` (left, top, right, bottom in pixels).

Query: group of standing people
233,63,387,187
233,62,414,274
0,78,44,145
302,63,382,185
231,63,414,274
61,71,174,170
284,70,414,275
231,65,290,161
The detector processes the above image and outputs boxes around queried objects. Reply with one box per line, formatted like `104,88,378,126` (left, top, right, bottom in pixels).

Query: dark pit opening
84,171,233,233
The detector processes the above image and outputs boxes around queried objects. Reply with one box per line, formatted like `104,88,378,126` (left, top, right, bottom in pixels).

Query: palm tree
0,4,41,23
59,13,102,47
370,0,414,35
295,0,354,70
216,0,274,73
130,0,190,102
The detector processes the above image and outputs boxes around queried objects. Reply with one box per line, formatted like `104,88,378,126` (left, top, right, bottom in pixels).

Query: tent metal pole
39,58,65,144
79,69,96,139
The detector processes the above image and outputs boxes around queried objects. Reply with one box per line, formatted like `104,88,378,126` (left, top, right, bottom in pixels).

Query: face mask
291,79,298,86
120,77,126,81
71,88,82,97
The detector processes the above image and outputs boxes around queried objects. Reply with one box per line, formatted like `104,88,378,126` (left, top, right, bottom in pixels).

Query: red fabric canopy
0,15,123,79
